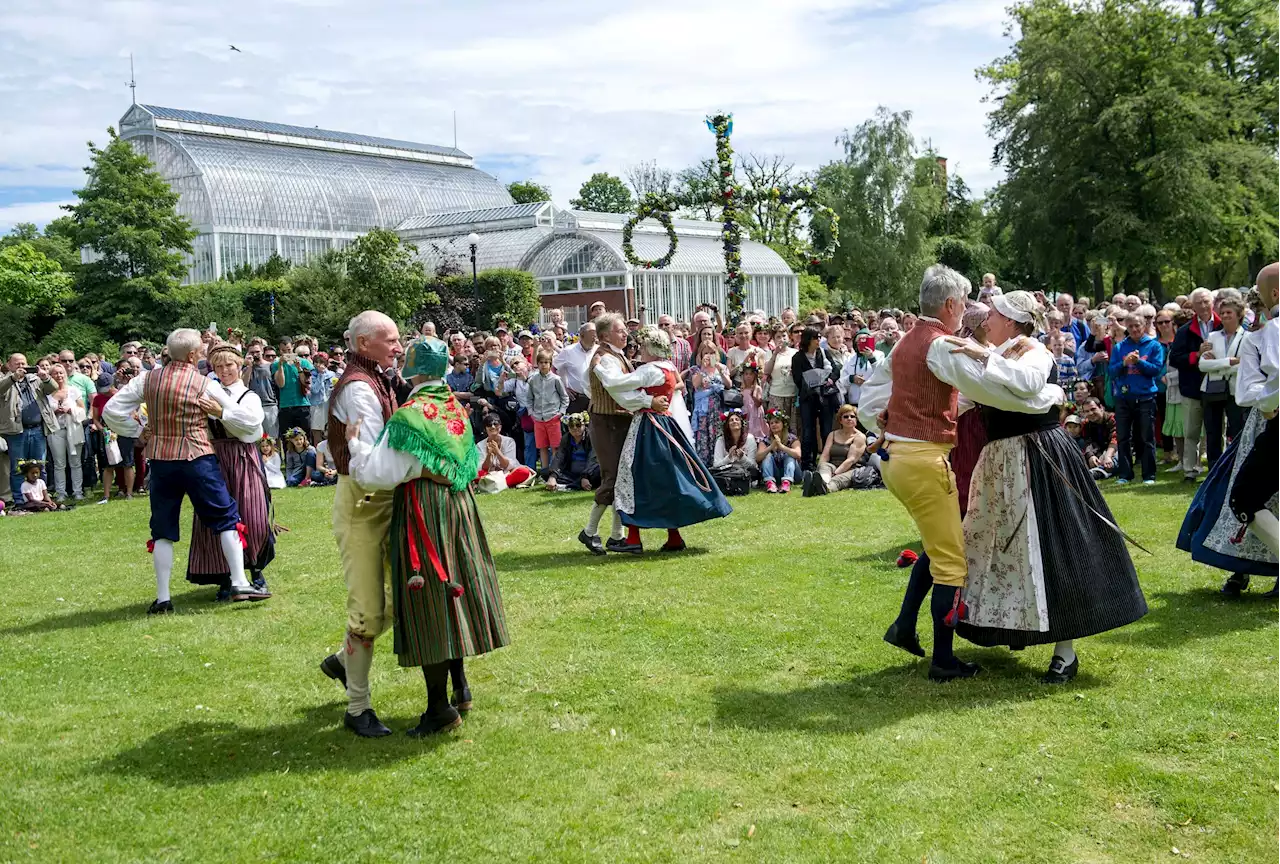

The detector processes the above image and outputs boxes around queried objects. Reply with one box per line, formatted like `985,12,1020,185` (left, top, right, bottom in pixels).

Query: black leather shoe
451,688,473,712
883,621,925,658
1220,573,1250,596
320,653,348,689
928,659,981,682
147,599,174,615
231,583,271,602
344,709,392,738
578,530,606,556
1041,655,1079,685
605,537,643,555
406,706,462,738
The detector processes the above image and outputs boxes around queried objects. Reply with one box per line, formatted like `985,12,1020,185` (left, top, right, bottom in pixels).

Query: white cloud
0,0,1012,216
0,200,76,232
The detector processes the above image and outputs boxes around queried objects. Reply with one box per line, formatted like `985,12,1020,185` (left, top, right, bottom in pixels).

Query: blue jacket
1108,335,1163,400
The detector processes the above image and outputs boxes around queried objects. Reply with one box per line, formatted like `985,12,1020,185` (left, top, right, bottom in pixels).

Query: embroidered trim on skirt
956,426,1147,648
389,478,509,667
1177,408,1278,577
187,439,275,584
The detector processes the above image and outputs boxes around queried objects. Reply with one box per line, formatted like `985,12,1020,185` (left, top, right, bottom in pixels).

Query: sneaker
1115,479,1130,486
1142,479,1155,486
1165,464,1183,473
764,480,778,494
780,480,792,494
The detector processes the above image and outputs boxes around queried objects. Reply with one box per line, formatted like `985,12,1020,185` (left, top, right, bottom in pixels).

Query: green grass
2,476,1275,863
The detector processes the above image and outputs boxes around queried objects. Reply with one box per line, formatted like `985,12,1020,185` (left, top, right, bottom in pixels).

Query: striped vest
884,318,959,445
588,346,633,415
143,361,214,461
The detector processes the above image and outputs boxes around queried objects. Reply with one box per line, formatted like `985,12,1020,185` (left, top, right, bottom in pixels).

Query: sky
0,0,1014,234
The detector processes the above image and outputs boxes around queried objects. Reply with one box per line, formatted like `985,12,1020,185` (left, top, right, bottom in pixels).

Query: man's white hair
166,328,203,362
918,264,972,316
1189,287,1213,303
348,310,395,347
1136,303,1157,317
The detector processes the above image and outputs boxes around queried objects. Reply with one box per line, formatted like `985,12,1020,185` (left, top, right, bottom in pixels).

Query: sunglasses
840,413,857,419
78,363,92,370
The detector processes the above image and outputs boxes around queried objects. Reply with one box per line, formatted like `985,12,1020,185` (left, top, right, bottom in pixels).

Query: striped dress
389,479,509,667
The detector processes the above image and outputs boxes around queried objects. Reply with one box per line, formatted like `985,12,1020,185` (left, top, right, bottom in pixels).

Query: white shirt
603,359,694,441
860,336,1065,440
1198,327,1247,391
347,380,460,492
593,348,654,411
330,374,388,449
476,434,518,473
554,342,592,394
212,380,265,443
104,368,233,439
767,347,797,398
263,451,286,489
1236,315,1278,413
839,350,883,404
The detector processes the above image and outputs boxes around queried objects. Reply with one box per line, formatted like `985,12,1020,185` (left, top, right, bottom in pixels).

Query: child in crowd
740,361,766,440
308,351,338,446
1064,414,1088,456
446,353,474,404
520,349,569,475
283,427,334,487
545,413,600,491
259,436,286,489
756,409,801,493
1048,330,1078,390
18,460,61,511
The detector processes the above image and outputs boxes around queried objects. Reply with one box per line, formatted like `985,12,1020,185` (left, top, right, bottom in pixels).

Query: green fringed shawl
379,384,479,491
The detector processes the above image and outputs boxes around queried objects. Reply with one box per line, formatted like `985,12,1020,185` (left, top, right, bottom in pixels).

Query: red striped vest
143,362,214,461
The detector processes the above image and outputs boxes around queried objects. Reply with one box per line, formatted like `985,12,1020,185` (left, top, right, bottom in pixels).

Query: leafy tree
63,127,196,339
226,252,292,283
507,180,552,204
341,227,427,324
0,304,34,357
674,159,721,220
796,273,831,315
740,153,800,246
570,172,634,213
167,280,256,334
476,268,540,328
1,222,80,273
272,253,354,345
36,319,111,360
0,242,74,313
626,161,674,200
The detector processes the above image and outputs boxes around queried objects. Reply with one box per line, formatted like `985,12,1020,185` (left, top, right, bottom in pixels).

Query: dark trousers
590,412,631,507
1202,396,1245,467
1115,397,1156,482
798,397,834,470
278,405,310,438
148,455,240,543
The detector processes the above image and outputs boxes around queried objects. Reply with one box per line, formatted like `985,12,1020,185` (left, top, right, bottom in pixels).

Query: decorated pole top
621,113,838,325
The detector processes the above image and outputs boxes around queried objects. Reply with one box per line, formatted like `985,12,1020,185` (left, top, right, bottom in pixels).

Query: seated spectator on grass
17,460,61,511
712,409,758,475
1080,397,1119,480
259,436,286,489
283,427,333,487
1064,413,1087,456
756,409,801,494
803,403,873,496
475,412,534,492
545,413,599,492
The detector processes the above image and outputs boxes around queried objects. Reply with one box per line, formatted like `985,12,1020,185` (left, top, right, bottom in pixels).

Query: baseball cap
1065,414,1081,425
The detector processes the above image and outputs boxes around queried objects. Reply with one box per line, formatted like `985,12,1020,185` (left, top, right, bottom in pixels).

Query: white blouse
213,380,265,443
768,347,798,398
1198,327,1247,392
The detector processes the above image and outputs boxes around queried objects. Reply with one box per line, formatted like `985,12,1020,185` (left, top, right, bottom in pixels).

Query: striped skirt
389,479,509,667
187,439,275,585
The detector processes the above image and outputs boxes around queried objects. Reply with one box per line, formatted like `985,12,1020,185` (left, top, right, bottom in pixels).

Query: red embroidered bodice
641,367,679,413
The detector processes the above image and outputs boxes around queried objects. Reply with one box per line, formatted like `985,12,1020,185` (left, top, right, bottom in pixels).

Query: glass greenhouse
118,104,797,322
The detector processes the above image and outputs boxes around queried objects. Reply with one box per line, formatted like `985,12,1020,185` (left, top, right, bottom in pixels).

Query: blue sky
0,0,1014,233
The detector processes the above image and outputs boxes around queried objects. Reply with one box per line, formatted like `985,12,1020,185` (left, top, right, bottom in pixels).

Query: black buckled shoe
407,706,462,738
344,709,392,738
928,659,981,682
451,688,473,712
320,653,348,689
883,621,925,658
578,530,606,556
147,599,175,615
605,537,643,555
1220,572,1250,596
1041,655,1079,685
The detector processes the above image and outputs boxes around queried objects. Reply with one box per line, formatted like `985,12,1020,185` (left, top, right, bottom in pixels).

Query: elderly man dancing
103,328,271,614
318,311,404,738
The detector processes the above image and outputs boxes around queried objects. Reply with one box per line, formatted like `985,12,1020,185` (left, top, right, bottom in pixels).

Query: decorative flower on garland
622,196,679,270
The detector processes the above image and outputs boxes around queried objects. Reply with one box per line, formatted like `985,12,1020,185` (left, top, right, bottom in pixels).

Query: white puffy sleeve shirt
216,381,265,443
345,381,436,492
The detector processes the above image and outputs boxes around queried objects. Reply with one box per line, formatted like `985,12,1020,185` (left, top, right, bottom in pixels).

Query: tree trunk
1248,250,1268,285
1091,264,1104,304
1147,270,1163,304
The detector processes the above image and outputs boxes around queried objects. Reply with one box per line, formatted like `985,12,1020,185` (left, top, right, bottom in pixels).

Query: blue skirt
1177,421,1276,577
618,412,732,529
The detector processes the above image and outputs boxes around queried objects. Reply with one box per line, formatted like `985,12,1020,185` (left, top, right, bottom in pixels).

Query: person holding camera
272,338,314,437
1,352,57,505
243,339,279,440
790,326,840,471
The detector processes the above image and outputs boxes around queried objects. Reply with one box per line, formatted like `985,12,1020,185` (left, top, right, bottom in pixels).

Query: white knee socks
1053,640,1076,664
1249,510,1279,556
218,530,250,588
344,633,374,715
585,503,606,537
153,539,174,602
610,508,623,541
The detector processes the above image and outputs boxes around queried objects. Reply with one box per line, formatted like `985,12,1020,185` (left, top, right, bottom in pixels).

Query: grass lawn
2,475,1276,863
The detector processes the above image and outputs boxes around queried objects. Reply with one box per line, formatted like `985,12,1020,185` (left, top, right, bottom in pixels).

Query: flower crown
17,458,44,472
765,408,789,426
719,408,744,422
566,411,590,426
284,427,306,440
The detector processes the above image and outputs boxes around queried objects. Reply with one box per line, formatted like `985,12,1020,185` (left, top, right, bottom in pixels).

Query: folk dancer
344,336,508,736
103,329,270,614
318,311,402,738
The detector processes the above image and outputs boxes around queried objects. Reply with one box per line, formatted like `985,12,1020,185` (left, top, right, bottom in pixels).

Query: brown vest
884,319,959,445
588,345,633,415
142,361,214,461
327,355,396,475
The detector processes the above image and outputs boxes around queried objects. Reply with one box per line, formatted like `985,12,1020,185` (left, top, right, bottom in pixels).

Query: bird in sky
229,45,241,53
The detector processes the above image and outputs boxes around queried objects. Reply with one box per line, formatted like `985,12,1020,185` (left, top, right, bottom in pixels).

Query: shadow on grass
494,546,710,573
98,702,454,786
0,588,250,637
1097,589,1277,649
712,655,1103,735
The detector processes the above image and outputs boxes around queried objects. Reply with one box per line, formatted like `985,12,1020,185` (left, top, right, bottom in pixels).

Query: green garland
621,197,679,269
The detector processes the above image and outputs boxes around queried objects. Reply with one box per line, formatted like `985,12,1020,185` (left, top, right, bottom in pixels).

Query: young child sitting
18,460,61,511
259,436,286,489
283,427,335,487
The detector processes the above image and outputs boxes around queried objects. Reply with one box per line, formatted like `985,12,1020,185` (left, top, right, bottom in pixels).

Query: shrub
37,319,111,359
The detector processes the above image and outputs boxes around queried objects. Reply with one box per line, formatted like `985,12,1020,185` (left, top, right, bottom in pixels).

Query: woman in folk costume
346,336,508,737
1178,265,1279,596
187,342,276,600
944,291,1147,684
613,326,732,553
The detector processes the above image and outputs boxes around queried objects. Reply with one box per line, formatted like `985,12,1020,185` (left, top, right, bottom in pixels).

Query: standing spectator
272,340,314,436
1169,287,1220,481
0,353,55,505
689,343,731,465
840,331,883,407
727,323,756,376
1047,330,1078,390
308,351,338,446
824,325,850,371
245,342,279,440
791,326,838,471
764,324,799,429
60,351,98,490
658,315,692,373
520,350,569,474
1109,312,1164,485
446,353,474,402
1154,307,1179,465
554,322,595,415
44,362,86,502
740,361,766,440
1198,290,1248,466
1056,292,1089,346
91,372,137,503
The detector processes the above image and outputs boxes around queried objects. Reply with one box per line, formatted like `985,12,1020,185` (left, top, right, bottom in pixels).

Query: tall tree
341,227,427,324
570,172,634,213
1,221,80,274
63,127,196,339
739,153,798,246
506,180,552,204
625,160,674,200
0,242,74,313
674,159,720,220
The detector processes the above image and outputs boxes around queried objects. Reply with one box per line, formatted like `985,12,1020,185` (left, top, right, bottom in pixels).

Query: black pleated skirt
957,426,1148,648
